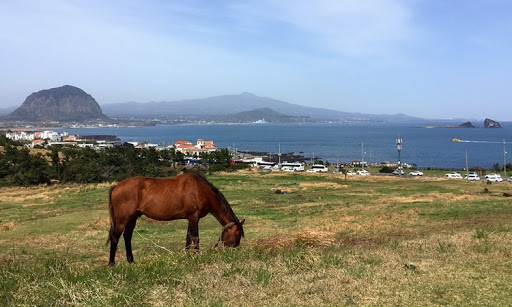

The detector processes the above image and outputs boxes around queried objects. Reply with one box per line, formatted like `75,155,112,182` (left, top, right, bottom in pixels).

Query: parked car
485,173,503,182
393,169,405,175
508,177,512,182
445,172,463,179
356,170,370,176
346,171,356,175
332,170,344,174
409,171,424,176
464,173,480,181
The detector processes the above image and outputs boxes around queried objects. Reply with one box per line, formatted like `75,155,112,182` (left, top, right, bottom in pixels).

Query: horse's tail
106,184,117,246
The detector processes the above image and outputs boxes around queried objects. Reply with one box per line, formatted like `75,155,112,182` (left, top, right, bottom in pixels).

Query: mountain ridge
101,92,421,122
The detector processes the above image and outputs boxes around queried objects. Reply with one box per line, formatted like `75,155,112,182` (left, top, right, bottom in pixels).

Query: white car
346,171,356,175
464,173,480,181
356,170,370,176
508,177,512,182
445,172,463,179
485,173,503,182
409,171,424,176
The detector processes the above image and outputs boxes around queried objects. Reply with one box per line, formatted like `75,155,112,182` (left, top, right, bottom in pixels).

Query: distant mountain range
101,92,422,123
2,88,504,125
0,106,17,116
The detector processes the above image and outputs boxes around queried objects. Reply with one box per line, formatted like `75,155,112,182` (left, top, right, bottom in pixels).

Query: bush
379,166,394,173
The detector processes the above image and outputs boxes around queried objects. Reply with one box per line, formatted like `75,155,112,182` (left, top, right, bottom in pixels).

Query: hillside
216,107,311,123
101,92,421,122
3,85,109,122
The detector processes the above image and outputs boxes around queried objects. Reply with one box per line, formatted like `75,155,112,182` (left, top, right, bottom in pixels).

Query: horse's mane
193,174,243,232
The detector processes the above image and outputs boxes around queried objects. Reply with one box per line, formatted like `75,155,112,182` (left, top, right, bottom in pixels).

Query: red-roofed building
174,139,217,154
174,140,192,146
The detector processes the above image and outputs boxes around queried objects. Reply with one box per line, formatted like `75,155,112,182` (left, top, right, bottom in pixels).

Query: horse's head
218,219,245,247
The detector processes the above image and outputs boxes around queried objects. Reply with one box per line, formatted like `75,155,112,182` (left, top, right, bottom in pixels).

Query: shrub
379,166,394,173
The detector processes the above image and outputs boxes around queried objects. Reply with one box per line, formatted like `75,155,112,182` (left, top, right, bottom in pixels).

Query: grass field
1,170,512,306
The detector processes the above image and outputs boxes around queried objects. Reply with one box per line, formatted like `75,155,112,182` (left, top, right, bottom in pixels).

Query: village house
174,139,217,154
6,130,63,142
6,130,36,141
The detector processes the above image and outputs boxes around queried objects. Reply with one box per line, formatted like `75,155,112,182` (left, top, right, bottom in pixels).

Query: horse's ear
240,219,245,226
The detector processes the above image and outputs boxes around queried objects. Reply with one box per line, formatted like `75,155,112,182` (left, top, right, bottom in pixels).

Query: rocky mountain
484,118,502,128
101,92,421,123
216,108,311,123
3,85,109,122
459,122,476,128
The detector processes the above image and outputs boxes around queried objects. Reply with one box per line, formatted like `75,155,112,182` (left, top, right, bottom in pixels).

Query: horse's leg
108,222,126,266
186,217,200,251
123,217,138,263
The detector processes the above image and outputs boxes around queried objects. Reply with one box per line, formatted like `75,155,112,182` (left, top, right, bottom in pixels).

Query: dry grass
0,222,14,232
299,181,347,190
375,190,488,204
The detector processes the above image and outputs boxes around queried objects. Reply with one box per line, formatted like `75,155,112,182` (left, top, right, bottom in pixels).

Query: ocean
56,123,512,169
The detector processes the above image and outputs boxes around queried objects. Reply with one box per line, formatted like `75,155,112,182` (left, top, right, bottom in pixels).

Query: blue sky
1,0,511,120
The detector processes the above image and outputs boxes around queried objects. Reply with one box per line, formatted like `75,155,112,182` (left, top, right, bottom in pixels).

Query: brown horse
106,173,245,266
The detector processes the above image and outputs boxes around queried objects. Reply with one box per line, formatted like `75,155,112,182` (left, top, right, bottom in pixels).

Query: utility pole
369,151,372,173
278,143,281,165
465,150,469,179
361,142,365,170
396,134,403,175
504,139,507,177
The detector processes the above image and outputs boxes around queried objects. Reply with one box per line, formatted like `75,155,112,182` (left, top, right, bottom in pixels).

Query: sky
1,0,511,120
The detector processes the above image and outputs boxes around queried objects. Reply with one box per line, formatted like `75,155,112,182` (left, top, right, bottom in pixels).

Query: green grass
1,171,512,306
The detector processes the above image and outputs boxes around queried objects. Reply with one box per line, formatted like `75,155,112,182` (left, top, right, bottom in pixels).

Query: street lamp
396,134,403,172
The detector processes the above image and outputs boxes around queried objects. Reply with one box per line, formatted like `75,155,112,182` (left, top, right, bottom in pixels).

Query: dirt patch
78,218,111,230
0,222,14,232
16,234,69,248
295,229,336,246
299,182,347,190
364,208,420,229
374,191,486,204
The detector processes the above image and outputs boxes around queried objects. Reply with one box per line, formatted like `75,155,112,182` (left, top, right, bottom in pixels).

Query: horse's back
111,174,213,221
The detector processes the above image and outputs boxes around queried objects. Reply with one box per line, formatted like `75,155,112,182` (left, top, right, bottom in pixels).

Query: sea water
56,123,512,169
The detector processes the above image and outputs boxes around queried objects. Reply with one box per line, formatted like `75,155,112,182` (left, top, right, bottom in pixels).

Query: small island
423,121,476,128
484,118,502,128
458,122,476,128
